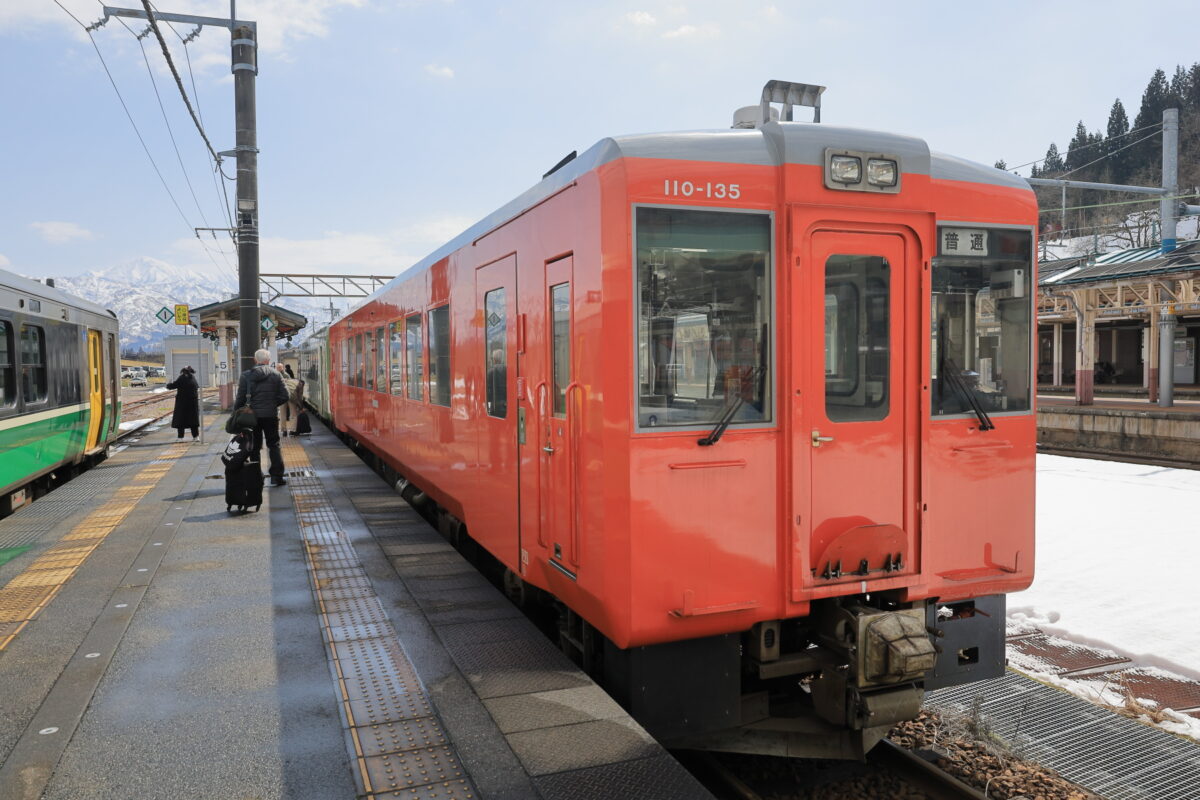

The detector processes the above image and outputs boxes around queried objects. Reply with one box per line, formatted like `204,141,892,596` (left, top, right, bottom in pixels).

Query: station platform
1037,394,1200,464
0,417,711,799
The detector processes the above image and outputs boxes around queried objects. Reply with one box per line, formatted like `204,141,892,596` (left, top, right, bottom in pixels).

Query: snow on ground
117,418,153,432
1013,454,1200,678
1008,454,1200,739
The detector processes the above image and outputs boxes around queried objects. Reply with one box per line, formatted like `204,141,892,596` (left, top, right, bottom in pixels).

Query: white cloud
661,22,720,41
625,11,656,26
30,221,95,244
423,64,455,79
0,254,10,268
5,0,367,59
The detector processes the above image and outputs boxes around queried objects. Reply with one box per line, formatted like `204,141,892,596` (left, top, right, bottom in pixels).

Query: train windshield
931,228,1033,417
635,207,771,429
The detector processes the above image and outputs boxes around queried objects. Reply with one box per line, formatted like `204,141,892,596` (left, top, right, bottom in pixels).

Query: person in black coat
234,349,290,486
166,366,200,440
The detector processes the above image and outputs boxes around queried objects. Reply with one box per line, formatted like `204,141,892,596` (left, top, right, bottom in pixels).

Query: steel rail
868,740,991,800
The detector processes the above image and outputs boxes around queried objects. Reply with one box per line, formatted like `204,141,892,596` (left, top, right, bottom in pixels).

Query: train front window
932,228,1033,417
635,207,771,428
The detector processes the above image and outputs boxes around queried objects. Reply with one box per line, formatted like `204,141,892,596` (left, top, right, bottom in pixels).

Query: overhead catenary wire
54,0,196,237
60,1,239,288
138,0,222,165
113,15,239,286
1005,120,1164,174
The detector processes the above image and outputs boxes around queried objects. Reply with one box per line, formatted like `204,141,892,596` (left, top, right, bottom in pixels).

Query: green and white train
1,269,121,516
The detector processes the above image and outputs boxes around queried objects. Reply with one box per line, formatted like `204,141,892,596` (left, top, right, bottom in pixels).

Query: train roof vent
733,80,826,128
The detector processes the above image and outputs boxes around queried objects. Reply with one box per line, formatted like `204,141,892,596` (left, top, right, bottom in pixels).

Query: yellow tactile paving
0,442,188,650
277,438,475,798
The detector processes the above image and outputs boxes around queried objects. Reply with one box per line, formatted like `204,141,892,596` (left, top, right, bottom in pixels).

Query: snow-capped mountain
50,258,331,352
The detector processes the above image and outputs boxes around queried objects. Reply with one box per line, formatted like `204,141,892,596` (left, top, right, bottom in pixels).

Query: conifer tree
1132,68,1169,171
1041,142,1065,175
1105,99,1131,183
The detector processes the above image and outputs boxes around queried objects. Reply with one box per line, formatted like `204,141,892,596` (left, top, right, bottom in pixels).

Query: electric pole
232,21,260,373
92,4,259,375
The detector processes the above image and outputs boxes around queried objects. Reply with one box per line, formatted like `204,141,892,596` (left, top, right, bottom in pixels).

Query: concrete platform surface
0,417,712,800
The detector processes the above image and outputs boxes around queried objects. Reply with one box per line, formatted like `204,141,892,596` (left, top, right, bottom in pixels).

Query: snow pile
1008,454,1200,739
117,418,153,432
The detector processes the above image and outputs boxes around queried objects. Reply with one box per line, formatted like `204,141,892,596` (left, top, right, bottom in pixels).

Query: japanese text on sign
940,227,988,256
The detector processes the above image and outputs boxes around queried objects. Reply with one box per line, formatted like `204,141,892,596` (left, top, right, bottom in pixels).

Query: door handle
811,430,834,447
543,445,555,454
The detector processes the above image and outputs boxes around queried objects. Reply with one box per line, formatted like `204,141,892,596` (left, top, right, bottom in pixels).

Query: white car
128,372,147,387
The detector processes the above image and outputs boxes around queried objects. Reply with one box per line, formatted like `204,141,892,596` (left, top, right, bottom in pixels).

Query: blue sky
3,0,1199,280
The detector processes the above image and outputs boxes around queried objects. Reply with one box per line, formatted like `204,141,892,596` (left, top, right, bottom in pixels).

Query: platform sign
174,304,190,326
261,316,275,332
155,306,173,324
939,227,988,257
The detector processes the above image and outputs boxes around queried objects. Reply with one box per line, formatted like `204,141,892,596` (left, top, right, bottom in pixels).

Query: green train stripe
0,403,88,434
0,407,91,495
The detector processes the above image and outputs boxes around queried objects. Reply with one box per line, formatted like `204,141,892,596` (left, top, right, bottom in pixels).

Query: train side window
0,321,14,408
428,305,451,407
20,324,47,404
932,228,1033,416
375,326,386,393
406,314,424,400
551,284,570,416
364,330,375,391
354,333,364,388
340,339,349,385
824,255,890,422
484,288,507,418
388,321,404,396
635,206,772,428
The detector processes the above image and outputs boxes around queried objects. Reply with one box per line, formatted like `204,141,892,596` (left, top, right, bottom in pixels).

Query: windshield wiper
698,366,763,446
940,352,994,431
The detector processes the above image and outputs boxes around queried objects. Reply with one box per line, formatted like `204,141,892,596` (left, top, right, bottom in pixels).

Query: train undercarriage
360,444,1005,760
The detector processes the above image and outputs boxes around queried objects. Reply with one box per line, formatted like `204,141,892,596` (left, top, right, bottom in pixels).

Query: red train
302,82,1037,758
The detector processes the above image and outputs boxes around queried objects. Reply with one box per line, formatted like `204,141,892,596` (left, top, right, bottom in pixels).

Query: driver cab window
635,207,771,428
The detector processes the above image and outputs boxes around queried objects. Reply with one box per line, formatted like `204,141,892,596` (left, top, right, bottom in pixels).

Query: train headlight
829,155,862,184
866,158,898,187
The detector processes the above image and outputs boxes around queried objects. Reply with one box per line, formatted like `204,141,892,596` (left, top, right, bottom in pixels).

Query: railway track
867,740,991,800
688,741,991,800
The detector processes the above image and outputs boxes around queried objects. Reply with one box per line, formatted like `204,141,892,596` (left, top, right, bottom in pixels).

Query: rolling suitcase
295,410,312,435
222,432,263,513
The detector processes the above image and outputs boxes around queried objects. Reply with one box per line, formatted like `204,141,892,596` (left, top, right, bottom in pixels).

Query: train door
85,330,103,451
106,333,118,439
541,256,578,573
475,256,520,564
796,229,917,591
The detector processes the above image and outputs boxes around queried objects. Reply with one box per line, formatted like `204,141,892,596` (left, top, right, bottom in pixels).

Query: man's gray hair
254,349,271,364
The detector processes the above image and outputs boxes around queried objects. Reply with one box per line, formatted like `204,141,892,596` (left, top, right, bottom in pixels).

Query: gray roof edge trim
1,267,117,320
342,138,624,320
930,151,1032,192
762,122,931,174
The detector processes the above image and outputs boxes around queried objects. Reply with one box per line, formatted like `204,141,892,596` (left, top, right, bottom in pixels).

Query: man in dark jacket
235,348,290,486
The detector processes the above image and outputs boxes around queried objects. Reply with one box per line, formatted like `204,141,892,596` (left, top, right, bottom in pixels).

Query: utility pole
232,18,260,374
1027,107,1182,407
93,3,259,374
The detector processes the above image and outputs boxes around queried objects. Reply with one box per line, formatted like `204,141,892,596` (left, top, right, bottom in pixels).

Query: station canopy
191,298,308,339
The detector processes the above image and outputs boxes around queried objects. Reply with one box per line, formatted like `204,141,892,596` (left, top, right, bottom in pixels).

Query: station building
1037,240,1200,404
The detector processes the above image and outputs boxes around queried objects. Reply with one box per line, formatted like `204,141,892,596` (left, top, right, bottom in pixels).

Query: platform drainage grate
927,671,1200,800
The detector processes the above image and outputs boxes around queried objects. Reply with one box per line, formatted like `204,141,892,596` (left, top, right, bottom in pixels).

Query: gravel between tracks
888,711,1100,800
706,711,1097,799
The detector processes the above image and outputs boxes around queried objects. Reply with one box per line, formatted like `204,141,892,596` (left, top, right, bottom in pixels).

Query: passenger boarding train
301,81,1037,758
0,270,121,516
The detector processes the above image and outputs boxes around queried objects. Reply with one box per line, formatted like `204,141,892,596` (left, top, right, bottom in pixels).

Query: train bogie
311,92,1037,756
